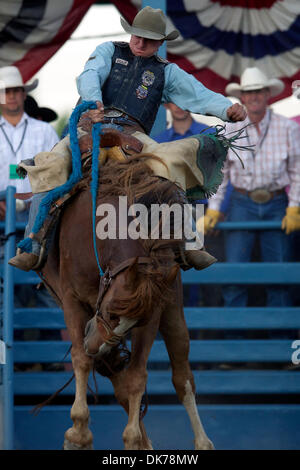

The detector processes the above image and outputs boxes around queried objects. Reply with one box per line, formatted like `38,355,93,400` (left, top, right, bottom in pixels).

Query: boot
9,252,39,272
183,248,217,271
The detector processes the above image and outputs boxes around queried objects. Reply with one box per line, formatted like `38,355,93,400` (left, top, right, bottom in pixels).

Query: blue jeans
22,192,59,309
25,191,50,255
223,190,292,308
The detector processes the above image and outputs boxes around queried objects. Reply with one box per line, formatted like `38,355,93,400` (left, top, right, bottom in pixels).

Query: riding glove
281,206,300,235
199,209,223,235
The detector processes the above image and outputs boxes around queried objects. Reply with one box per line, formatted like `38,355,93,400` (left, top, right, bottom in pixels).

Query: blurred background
0,1,299,133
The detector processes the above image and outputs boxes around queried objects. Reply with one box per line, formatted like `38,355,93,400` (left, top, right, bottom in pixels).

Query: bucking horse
38,151,214,450
16,103,248,450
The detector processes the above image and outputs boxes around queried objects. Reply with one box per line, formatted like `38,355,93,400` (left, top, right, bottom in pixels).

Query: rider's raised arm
76,41,115,103
162,63,242,123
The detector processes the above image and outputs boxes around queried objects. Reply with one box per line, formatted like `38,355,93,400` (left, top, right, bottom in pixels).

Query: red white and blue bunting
0,0,95,82
0,0,299,102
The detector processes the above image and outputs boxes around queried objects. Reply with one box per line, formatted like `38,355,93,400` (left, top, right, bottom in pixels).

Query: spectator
0,65,59,309
289,116,300,307
154,104,216,307
0,66,59,222
154,103,213,143
202,66,300,312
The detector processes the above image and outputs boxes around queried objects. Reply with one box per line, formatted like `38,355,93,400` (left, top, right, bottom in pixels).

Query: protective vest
102,42,167,134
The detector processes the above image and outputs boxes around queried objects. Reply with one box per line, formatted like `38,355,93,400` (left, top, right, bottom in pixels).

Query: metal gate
1,186,300,450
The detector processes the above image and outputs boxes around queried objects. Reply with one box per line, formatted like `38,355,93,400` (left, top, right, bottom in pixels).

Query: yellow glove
281,206,300,235
197,208,222,235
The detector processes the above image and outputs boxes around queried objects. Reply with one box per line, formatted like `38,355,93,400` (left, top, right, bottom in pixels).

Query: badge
9,164,21,179
136,85,148,99
116,58,128,66
142,70,155,86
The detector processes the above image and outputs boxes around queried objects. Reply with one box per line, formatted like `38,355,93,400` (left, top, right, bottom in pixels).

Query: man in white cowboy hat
0,66,59,222
202,66,300,310
9,6,247,273
0,66,59,308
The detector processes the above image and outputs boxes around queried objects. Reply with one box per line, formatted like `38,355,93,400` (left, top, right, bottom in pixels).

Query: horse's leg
110,313,160,450
62,294,94,450
159,278,214,450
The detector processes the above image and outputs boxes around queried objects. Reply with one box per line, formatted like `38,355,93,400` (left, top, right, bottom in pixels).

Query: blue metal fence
1,185,300,450
1,186,16,450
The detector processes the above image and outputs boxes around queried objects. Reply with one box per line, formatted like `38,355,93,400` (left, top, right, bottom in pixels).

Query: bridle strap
88,256,153,356
109,256,152,279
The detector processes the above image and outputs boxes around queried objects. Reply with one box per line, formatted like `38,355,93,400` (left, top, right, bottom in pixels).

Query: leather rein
94,256,153,348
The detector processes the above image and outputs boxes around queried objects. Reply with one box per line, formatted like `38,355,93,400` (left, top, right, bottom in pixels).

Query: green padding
9,164,22,179
186,126,250,200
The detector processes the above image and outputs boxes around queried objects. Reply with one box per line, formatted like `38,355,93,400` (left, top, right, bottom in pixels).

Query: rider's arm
162,63,233,122
76,41,115,103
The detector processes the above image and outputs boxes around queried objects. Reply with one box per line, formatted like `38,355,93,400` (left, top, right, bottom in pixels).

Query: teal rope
18,101,104,276
18,101,96,254
91,122,103,276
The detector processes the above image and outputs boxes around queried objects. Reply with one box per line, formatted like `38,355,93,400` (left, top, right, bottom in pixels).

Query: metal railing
0,186,297,449
1,186,16,450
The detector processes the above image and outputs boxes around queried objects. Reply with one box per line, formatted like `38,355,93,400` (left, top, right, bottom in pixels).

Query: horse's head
84,255,179,360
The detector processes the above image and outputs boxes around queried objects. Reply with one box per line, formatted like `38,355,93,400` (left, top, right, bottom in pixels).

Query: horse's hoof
196,439,215,450
63,438,93,450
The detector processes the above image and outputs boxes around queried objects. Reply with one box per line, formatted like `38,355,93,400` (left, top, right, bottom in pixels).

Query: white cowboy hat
225,67,284,98
0,66,38,92
121,6,179,41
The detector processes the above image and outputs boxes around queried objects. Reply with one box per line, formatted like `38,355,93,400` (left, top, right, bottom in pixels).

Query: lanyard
0,119,28,156
246,110,272,157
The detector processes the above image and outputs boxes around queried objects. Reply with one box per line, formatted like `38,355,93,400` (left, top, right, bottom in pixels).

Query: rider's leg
9,191,50,271
129,132,217,271
182,210,217,271
25,191,50,253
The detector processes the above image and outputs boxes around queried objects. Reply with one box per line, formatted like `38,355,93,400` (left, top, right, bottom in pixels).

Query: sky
29,4,299,130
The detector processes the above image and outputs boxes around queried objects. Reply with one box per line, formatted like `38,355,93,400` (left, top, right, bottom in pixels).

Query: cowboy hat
225,67,284,98
0,66,38,92
24,95,57,122
120,6,179,41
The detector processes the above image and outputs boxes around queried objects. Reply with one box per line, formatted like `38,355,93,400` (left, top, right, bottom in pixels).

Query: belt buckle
249,188,272,204
104,109,123,118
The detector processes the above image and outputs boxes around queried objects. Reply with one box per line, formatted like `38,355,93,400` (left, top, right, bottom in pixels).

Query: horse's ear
166,264,179,285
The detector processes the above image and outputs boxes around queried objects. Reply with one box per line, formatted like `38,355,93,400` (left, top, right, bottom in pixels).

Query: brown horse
40,154,214,450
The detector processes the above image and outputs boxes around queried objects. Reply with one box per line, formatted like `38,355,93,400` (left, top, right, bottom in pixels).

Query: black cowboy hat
24,95,58,122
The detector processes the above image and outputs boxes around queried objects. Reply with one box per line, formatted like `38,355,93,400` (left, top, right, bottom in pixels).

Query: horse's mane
99,153,180,203
80,153,186,250
79,153,185,324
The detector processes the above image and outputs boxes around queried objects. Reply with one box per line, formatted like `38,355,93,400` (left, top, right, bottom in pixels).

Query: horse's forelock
106,254,177,324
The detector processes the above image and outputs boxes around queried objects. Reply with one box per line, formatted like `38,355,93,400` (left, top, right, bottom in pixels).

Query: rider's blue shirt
76,41,233,124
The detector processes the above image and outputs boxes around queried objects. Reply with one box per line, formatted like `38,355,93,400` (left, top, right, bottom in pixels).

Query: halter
84,256,153,358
